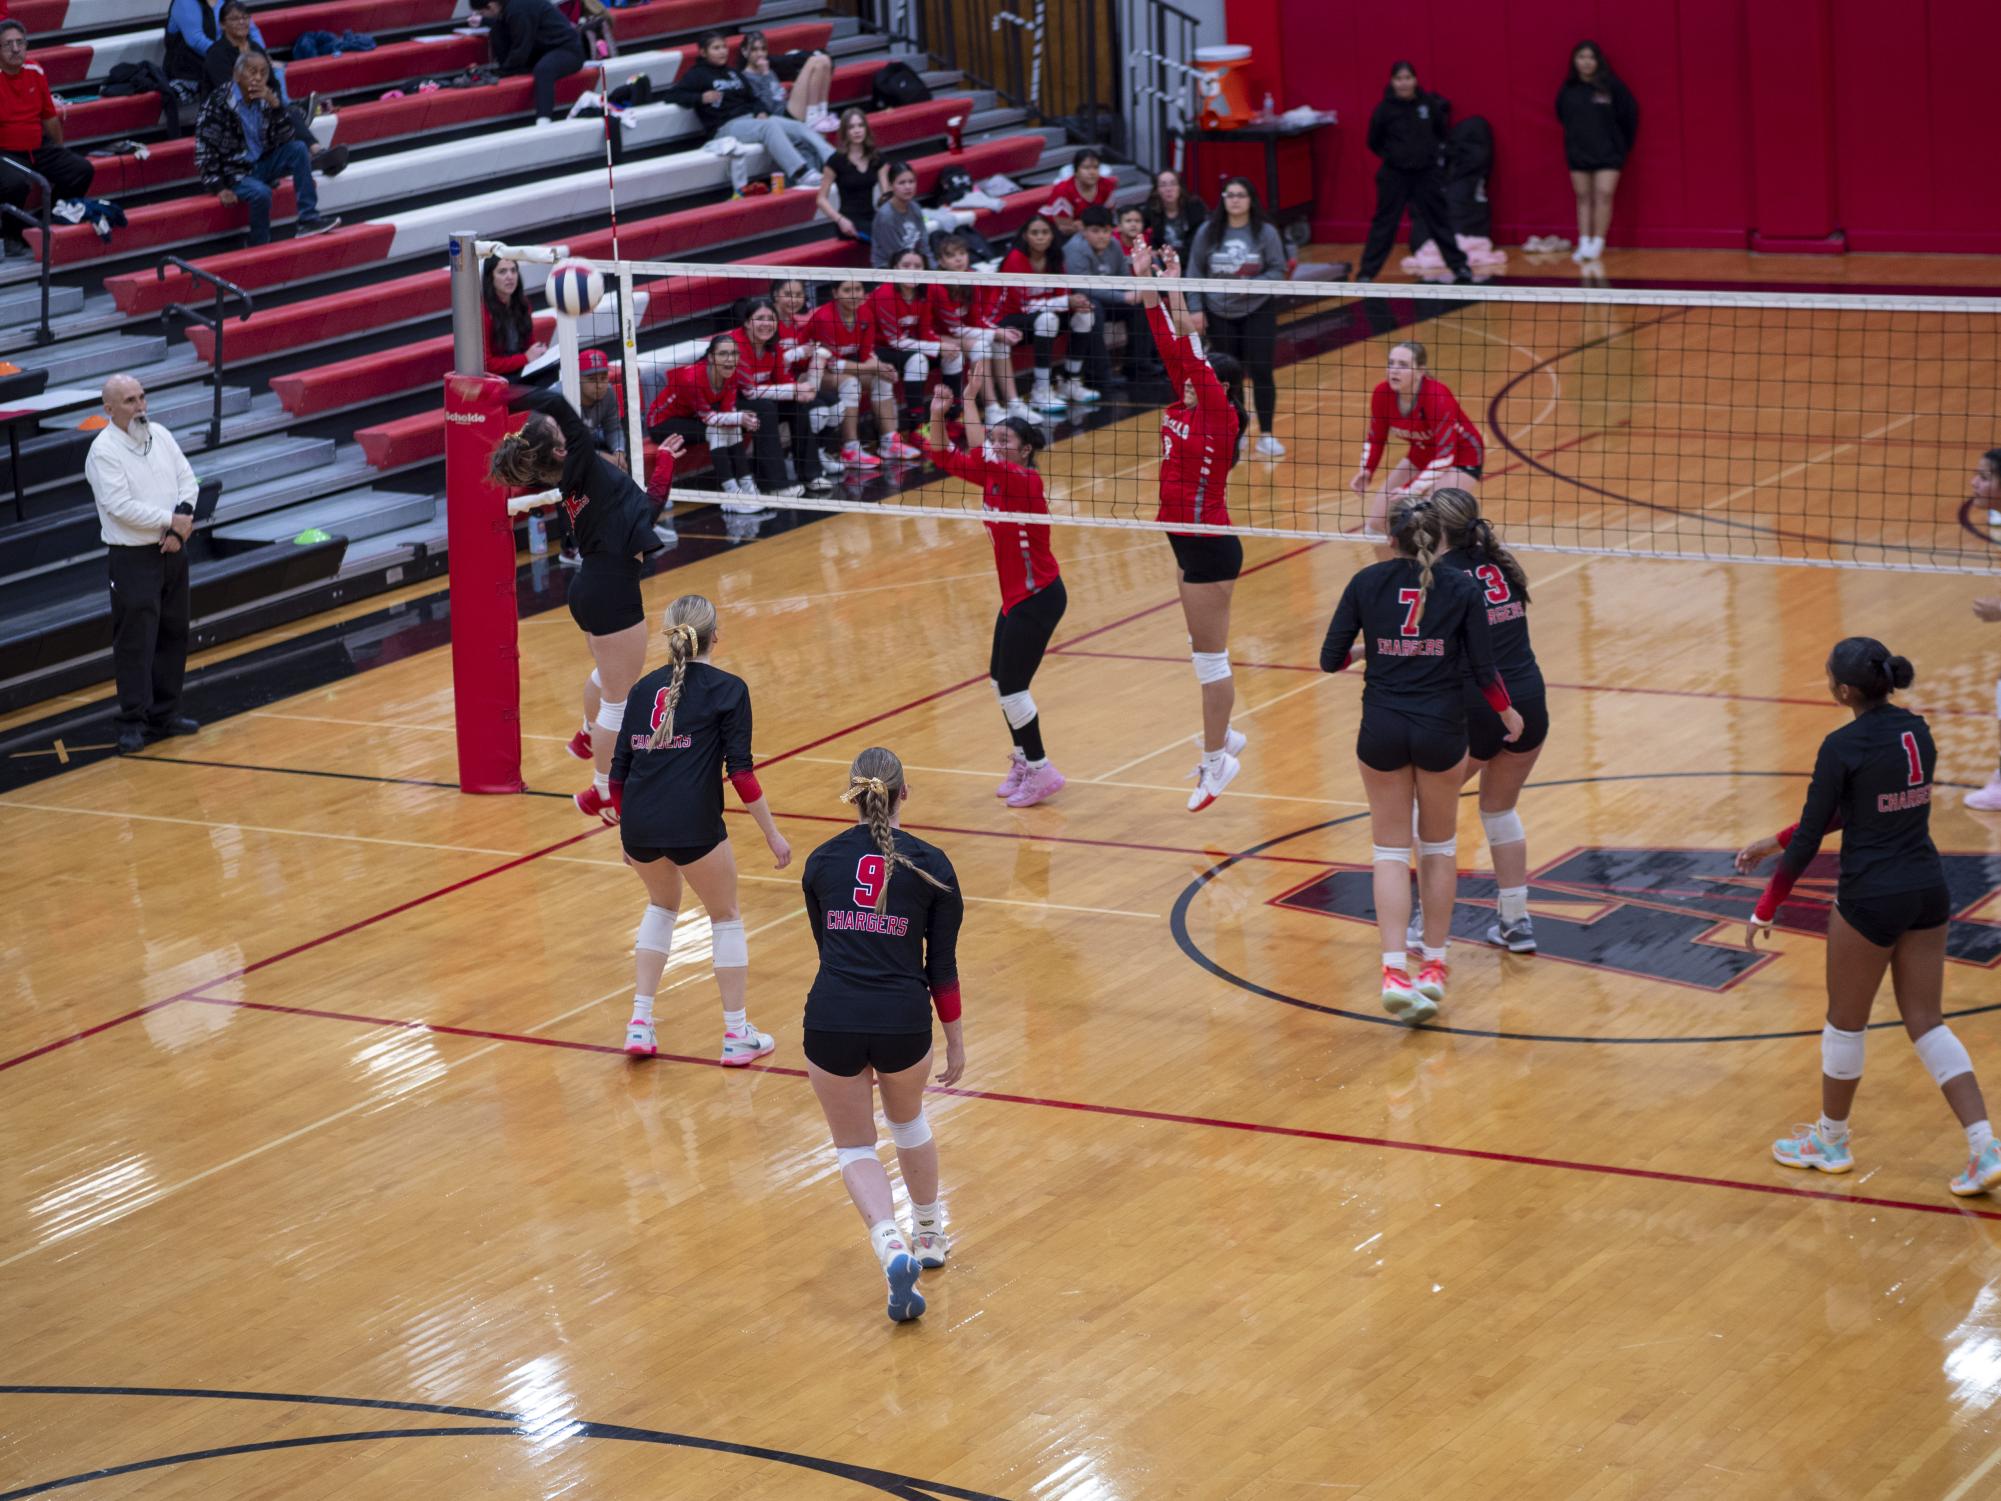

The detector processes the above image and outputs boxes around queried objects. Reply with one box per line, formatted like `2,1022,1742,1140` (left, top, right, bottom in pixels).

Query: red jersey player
1349,340,1485,540
920,368,1067,808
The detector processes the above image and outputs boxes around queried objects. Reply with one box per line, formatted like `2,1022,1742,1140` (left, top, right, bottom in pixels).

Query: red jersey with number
1147,303,1237,528
805,300,877,363
919,439,1060,612
1360,377,1484,485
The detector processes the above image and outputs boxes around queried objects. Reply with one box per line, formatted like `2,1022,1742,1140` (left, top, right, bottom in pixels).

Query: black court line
0,1385,1006,1500
1171,769,2001,1045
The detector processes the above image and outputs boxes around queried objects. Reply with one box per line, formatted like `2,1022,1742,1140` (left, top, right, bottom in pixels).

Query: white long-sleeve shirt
86,417,199,546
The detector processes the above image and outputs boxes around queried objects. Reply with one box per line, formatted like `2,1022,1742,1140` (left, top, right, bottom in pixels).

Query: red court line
181,992,2001,1226
0,1001,180,1076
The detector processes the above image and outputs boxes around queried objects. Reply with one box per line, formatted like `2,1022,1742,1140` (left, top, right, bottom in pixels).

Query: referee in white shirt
84,374,201,755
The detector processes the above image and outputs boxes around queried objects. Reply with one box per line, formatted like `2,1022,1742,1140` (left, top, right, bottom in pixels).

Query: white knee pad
1191,650,1231,685
872,376,897,403
997,689,1037,730
887,1110,932,1149
1915,1024,1975,1087
1480,808,1526,847
589,668,602,691
1070,309,1095,334
636,904,677,956
1822,1023,1867,1081
595,697,626,734
809,400,841,432
1372,844,1412,866
903,352,930,384
941,349,964,374
1033,309,1060,339
711,918,747,968
838,375,861,409
1418,837,1458,859
961,329,993,362
834,1143,878,1170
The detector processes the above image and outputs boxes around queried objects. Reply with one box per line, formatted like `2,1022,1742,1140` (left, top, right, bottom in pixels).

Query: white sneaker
771,483,805,499
624,1017,657,1057
1005,398,1035,423
914,1227,951,1269
720,1022,775,1066
1062,376,1100,403
1223,727,1247,757
1967,776,2001,812
796,168,823,189
1571,237,1593,262
651,522,678,546
1029,381,1066,412
1255,433,1285,459
983,401,1007,427
1186,750,1239,812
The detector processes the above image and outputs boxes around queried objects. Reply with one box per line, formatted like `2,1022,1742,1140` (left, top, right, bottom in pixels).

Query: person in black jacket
475,0,584,124
662,29,832,186
1357,60,1470,284
1555,41,1638,263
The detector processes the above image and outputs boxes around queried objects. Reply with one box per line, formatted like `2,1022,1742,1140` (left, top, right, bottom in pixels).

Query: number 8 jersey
801,825,965,1036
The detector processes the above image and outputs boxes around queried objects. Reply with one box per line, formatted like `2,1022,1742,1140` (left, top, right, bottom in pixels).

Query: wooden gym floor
5,251,2001,1499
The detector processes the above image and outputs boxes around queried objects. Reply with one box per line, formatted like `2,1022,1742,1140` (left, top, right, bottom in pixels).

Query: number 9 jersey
801,824,965,1037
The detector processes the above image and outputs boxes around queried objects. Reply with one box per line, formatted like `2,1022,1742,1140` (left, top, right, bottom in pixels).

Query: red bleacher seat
254,0,463,49
110,223,398,318
273,311,558,418
26,45,91,87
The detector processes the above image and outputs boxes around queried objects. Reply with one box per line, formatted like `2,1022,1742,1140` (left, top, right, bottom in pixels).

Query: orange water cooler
1193,44,1257,130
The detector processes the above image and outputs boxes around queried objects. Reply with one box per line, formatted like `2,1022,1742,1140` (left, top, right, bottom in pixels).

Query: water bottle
1260,91,1276,123
527,510,547,552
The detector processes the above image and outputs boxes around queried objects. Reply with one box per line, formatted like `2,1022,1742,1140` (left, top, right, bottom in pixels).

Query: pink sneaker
566,725,594,761
1968,776,2001,812
840,442,882,470
880,434,924,461
1005,761,1065,808
995,750,1028,798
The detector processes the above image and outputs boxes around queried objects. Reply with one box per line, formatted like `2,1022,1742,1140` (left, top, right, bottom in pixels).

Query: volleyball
547,259,604,317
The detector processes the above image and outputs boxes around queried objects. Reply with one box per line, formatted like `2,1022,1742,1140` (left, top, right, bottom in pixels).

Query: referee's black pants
108,543,190,732
1358,164,1470,280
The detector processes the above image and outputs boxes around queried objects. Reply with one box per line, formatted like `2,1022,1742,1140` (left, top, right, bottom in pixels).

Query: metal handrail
157,255,252,451
0,157,54,346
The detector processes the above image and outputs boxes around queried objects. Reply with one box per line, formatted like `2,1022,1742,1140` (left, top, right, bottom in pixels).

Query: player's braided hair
647,594,717,750
1432,487,1530,602
488,412,562,488
1389,497,1446,623
839,747,951,914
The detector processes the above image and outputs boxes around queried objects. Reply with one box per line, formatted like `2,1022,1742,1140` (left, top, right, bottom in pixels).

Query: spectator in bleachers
165,0,264,96
196,51,339,245
1116,203,1147,249
869,160,931,267
85,375,200,756
475,0,585,126
1062,205,1149,383
1143,168,1206,253
645,336,759,501
734,296,831,495
999,214,1100,411
577,349,625,467
200,3,348,175
0,19,91,254
815,108,884,243
663,29,832,188
740,29,835,135
804,278,891,473
1185,176,1288,458
481,256,546,376
1040,150,1117,239
867,250,954,461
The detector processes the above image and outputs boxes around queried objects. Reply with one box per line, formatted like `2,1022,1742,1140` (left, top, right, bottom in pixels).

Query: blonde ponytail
646,595,718,750
839,747,951,913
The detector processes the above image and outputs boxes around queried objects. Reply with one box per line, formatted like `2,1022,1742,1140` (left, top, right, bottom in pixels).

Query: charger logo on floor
1272,846,2001,992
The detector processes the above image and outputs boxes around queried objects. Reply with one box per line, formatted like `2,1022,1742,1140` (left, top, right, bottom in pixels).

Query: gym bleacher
0,0,1128,712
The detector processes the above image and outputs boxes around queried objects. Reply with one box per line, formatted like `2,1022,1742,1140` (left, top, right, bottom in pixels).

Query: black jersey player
607,594,791,1064
1320,498,1521,1023
1738,639,2001,1197
800,747,964,1322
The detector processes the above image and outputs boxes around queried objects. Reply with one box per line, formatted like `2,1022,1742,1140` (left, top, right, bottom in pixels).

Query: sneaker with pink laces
1005,761,1065,808
1968,776,2001,812
1381,966,1435,1025
880,434,924,461
995,750,1029,798
566,725,594,761
840,442,882,469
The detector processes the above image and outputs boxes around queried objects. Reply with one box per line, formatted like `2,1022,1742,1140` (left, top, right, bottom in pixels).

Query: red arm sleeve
917,438,986,485
1753,866,1798,925
930,982,962,1023
1147,302,1189,388
1362,384,1393,478
728,770,763,803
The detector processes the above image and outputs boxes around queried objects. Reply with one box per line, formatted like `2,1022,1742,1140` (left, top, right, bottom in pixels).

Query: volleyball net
457,241,2001,574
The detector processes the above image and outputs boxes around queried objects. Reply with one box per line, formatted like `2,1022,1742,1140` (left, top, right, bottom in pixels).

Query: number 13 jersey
801,824,965,1034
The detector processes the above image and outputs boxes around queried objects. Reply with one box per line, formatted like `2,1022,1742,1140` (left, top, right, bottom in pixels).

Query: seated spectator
803,279,891,473
1061,204,1150,382
815,108,884,242
741,29,835,134
166,0,264,95
929,234,1016,425
733,295,832,495
1143,168,1206,253
0,18,92,255
998,214,1101,411
475,0,585,125
577,348,624,464
1040,150,1117,238
1116,203,1147,250
480,255,545,376
866,251,959,460
200,3,347,175
194,50,339,246
662,29,832,188
869,160,930,267
644,335,758,501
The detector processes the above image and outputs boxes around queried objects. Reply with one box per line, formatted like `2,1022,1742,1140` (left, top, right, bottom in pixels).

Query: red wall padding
1228,0,2001,254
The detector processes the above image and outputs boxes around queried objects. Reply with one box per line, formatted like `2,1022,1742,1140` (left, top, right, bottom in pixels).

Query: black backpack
871,60,932,111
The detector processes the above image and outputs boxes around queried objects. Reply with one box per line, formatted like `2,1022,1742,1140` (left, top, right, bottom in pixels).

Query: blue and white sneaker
1487,914,1536,953
1950,1140,2001,1197
884,1249,926,1322
1772,1123,1854,1175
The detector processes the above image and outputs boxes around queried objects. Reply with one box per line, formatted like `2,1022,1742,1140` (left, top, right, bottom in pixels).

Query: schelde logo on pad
445,410,487,425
